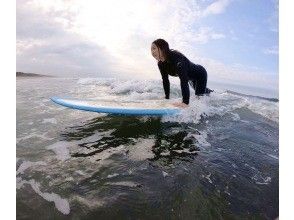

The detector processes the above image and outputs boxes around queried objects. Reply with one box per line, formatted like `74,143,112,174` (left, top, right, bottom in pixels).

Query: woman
151,39,212,108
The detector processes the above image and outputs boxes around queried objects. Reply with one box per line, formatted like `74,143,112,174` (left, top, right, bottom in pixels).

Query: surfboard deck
51,97,181,116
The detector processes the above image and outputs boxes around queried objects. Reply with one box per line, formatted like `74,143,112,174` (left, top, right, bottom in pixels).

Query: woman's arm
176,59,190,105
158,62,170,99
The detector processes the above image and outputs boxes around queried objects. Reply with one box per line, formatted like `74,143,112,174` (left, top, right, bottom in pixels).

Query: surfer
151,39,212,108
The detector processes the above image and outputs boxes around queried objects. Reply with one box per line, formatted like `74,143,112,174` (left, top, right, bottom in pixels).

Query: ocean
16,77,279,219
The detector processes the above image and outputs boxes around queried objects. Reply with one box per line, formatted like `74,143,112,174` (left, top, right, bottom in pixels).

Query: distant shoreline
226,90,279,102
16,72,54,78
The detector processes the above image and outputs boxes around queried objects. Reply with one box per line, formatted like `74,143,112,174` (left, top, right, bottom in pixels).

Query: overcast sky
16,0,278,90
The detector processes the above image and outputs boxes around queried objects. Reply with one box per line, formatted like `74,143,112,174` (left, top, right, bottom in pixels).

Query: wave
226,90,278,102
76,77,278,123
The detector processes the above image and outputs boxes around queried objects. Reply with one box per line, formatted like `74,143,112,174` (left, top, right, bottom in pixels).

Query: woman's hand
172,102,188,108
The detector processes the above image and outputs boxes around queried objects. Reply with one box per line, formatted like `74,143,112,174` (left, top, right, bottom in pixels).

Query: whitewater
16,77,278,219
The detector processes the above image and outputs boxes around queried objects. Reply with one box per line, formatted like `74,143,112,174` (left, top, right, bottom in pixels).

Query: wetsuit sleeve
175,59,190,105
158,62,170,99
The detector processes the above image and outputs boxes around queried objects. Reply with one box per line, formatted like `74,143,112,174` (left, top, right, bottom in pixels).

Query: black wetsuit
158,50,211,105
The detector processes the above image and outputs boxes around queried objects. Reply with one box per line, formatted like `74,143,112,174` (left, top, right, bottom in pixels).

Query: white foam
245,99,278,122
90,145,125,162
162,92,245,124
75,78,278,123
231,112,240,121
75,170,87,176
79,130,114,143
17,132,54,144
72,195,104,209
104,79,164,96
201,173,213,184
173,148,197,154
162,171,169,177
267,154,279,160
17,161,47,175
65,177,74,182
106,181,139,187
160,151,170,156
46,141,72,161
127,139,155,161
77,78,178,102
77,78,96,85
185,129,211,148
254,176,272,185
17,179,70,215
16,177,25,189
107,173,119,178
42,118,58,124
245,163,273,185
224,185,231,195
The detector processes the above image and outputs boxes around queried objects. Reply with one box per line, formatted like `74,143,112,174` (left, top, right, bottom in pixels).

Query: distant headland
16,72,53,78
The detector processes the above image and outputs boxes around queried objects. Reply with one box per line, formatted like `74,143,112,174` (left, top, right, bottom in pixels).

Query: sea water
16,77,278,219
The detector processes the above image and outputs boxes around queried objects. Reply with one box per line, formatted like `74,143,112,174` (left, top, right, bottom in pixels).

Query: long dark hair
152,39,170,60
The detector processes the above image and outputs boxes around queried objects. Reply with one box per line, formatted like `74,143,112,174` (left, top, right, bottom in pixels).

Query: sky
16,0,278,92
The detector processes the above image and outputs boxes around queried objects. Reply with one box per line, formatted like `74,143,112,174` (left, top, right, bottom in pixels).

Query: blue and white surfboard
51,97,181,116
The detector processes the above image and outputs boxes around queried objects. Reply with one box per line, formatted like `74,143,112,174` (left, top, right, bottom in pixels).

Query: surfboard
51,97,181,116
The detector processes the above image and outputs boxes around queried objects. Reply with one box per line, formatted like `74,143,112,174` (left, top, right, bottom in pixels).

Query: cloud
16,0,277,90
263,46,278,55
183,27,225,44
202,0,232,17
16,37,118,77
16,0,119,76
17,0,207,76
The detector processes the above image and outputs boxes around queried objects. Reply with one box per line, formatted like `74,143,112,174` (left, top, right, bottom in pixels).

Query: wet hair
152,39,170,60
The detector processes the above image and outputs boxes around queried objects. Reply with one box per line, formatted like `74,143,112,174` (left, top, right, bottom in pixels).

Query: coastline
16,72,54,78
